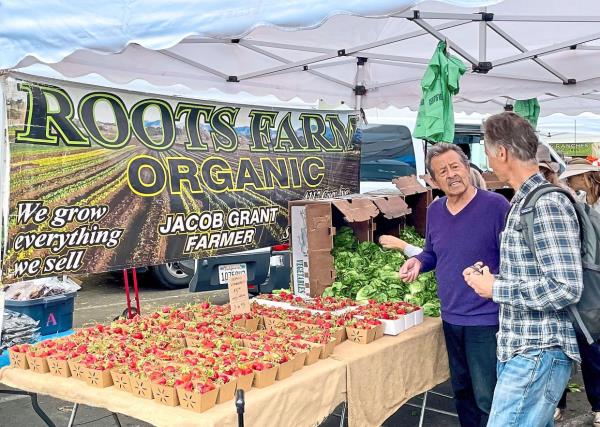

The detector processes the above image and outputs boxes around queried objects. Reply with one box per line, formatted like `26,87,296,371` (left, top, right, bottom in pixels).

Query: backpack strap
516,184,575,254
518,185,595,344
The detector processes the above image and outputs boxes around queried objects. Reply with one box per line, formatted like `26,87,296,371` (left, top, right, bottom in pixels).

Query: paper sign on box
228,274,250,315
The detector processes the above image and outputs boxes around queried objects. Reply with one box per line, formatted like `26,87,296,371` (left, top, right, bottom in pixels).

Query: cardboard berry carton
176,381,219,413
345,318,383,344
86,367,114,388
251,361,278,388
67,357,88,381
8,345,31,369
25,352,50,374
47,356,71,378
129,373,154,400
151,382,179,407
110,367,132,392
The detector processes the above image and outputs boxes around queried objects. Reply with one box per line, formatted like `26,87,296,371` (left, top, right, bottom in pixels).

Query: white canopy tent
2,0,600,115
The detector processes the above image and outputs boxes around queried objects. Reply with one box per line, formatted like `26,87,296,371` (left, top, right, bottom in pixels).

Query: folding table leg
418,391,428,427
29,393,56,427
67,402,79,427
112,412,122,427
338,400,347,427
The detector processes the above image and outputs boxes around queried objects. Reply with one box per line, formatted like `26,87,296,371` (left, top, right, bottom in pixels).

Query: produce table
332,317,449,427
0,318,448,427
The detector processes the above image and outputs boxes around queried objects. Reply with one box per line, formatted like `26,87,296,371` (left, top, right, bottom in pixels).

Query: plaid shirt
493,173,583,362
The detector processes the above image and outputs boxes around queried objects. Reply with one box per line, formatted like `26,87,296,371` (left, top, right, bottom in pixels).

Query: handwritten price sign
228,274,250,315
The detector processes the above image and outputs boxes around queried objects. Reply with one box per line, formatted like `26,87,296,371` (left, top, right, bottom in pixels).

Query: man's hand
399,258,421,283
379,235,407,251
463,262,494,299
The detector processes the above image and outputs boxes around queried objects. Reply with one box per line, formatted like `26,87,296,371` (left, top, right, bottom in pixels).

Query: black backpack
518,184,600,344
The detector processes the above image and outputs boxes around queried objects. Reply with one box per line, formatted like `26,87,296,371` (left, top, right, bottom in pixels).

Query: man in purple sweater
400,143,509,427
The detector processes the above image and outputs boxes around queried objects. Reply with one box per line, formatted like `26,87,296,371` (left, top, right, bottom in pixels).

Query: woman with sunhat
560,158,600,213
555,158,600,426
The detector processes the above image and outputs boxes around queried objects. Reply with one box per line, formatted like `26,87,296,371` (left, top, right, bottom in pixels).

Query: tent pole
494,31,600,67
411,18,479,67
479,8,487,63
486,22,570,83
238,41,353,89
354,58,366,125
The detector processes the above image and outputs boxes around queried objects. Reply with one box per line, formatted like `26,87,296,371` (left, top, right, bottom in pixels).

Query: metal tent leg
67,403,79,427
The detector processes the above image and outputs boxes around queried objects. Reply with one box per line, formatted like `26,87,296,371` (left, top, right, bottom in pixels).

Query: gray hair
425,143,470,179
483,112,538,163
470,168,487,190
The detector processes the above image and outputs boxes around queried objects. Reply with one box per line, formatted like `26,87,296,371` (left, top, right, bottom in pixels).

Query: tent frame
170,10,600,109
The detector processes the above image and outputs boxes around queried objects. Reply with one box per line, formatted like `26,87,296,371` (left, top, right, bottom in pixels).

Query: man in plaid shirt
464,112,583,427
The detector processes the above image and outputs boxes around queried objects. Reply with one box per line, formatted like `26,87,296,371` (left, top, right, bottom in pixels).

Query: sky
365,107,600,145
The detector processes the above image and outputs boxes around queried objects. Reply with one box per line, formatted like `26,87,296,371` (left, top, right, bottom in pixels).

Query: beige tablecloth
0,318,448,427
332,317,450,427
0,357,347,427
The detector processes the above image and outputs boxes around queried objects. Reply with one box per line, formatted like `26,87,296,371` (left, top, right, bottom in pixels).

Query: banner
550,143,593,157
0,76,359,282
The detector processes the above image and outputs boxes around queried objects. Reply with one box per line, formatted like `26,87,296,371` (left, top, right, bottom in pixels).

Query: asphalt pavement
0,272,594,426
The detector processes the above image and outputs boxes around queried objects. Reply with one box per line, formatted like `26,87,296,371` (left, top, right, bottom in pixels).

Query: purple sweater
415,190,510,326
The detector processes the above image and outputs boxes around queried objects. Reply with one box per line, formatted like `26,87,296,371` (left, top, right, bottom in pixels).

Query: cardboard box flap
331,198,379,223
392,176,428,195
482,171,508,190
305,204,334,251
419,174,439,189
371,197,411,219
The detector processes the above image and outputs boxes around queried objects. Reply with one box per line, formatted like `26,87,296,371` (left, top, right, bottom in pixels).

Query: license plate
218,263,247,285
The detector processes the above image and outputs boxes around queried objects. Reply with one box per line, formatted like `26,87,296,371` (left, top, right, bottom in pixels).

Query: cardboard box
290,193,413,297
354,315,406,336
152,383,179,406
374,323,385,340
130,376,154,399
253,365,278,388
320,340,336,359
292,351,307,371
216,378,237,404
393,175,432,236
111,370,132,392
48,358,71,377
346,327,377,344
26,355,49,374
9,352,29,369
245,316,261,332
296,342,321,365
176,387,218,413
276,359,295,381
67,359,86,381
235,372,254,392
86,368,113,388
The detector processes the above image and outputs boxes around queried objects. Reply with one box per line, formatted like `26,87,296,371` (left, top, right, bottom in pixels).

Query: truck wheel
150,263,192,289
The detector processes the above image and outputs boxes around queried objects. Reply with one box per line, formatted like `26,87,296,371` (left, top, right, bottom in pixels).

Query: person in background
399,143,510,427
469,168,487,191
464,112,583,427
380,168,488,257
556,157,600,426
560,158,600,213
536,143,561,185
536,144,581,423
